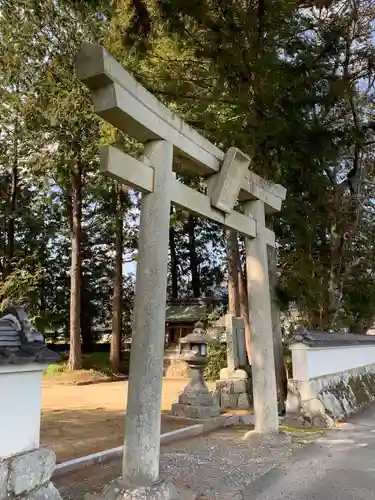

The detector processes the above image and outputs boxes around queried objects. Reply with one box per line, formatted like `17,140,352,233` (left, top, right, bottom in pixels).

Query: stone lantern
171,321,220,419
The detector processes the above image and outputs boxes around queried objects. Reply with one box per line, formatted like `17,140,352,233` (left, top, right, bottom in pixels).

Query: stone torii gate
76,44,286,496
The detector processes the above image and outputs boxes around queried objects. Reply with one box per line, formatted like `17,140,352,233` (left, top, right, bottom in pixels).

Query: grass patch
44,363,65,376
82,351,130,376
280,425,323,433
43,350,130,378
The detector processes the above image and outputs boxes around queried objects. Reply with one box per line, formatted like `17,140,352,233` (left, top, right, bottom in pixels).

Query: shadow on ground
41,409,187,463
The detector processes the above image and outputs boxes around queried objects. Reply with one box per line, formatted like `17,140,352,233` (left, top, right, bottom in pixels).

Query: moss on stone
363,373,375,398
348,376,370,406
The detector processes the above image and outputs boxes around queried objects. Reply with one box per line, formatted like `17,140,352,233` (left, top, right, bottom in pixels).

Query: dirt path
41,378,215,463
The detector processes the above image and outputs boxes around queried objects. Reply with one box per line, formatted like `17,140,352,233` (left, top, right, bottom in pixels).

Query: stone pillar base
171,391,220,419
87,478,196,499
0,448,61,500
215,377,253,410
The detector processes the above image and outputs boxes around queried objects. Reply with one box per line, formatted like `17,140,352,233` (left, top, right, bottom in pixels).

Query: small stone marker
215,315,252,411
230,315,247,370
0,306,62,500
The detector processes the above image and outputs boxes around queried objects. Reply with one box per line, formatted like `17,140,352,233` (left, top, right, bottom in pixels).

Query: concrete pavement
248,405,375,499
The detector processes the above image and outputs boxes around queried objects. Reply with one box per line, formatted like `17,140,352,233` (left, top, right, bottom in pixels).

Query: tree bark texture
68,160,83,371
111,185,127,373
239,261,252,364
186,214,200,298
268,245,287,413
5,119,18,278
226,229,241,316
226,230,252,364
169,206,178,299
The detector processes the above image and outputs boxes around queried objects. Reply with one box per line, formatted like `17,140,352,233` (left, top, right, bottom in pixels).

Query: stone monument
0,306,62,500
76,43,286,499
171,321,220,419
215,314,253,410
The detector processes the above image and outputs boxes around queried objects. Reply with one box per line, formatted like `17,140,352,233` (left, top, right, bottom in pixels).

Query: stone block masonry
0,449,62,500
288,364,375,427
215,378,253,410
287,331,375,427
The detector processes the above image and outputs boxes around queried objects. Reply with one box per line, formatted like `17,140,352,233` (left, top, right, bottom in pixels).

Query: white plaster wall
0,364,45,459
291,343,375,380
307,345,375,379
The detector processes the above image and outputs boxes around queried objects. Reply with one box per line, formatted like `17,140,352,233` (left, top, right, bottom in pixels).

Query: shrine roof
0,307,60,365
290,330,375,348
165,298,222,323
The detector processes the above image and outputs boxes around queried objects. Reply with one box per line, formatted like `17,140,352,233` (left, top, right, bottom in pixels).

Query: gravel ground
55,425,321,500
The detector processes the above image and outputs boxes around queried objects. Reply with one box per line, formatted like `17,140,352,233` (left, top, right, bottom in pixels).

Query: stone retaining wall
0,449,61,500
287,363,375,427
215,378,253,410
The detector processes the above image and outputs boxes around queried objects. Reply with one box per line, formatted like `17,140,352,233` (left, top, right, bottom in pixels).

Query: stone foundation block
178,392,215,407
0,460,8,500
171,403,220,419
88,478,196,499
237,393,251,409
215,380,233,394
28,483,62,500
1,449,61,500
221,393,238,409
8,449,56,496
215,378,253,410
232,380,247,394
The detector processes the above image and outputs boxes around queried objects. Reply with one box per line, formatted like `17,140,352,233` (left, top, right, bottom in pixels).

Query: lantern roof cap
180,321,215,345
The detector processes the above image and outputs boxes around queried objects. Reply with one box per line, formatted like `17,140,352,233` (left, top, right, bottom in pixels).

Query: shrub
205,343,227,381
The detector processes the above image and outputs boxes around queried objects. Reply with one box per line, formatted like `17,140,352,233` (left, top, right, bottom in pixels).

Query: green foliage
105,0,375,331
82,350,131,375
43,349,131,376
205,343,227,381
44,363,65,377
1,0,375,368
0,0,137,349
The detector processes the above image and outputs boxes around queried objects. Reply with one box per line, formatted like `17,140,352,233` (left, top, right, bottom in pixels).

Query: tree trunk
226,230,252,364
68,160,83,371
187,214,200,298
226,229,241,316
111,186,126,373
169,206,178,299
5,123,18,278
268,245,287,414
81,277,93,354
39,227,46,313
239,263,252,364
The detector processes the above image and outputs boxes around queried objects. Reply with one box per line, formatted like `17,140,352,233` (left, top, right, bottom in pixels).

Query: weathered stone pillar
122,140,173,485
244,200,279,434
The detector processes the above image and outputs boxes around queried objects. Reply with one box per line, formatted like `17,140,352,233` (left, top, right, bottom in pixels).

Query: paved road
248,406,375,500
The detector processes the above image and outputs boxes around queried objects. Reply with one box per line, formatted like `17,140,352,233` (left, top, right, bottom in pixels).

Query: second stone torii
76,43,286,498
